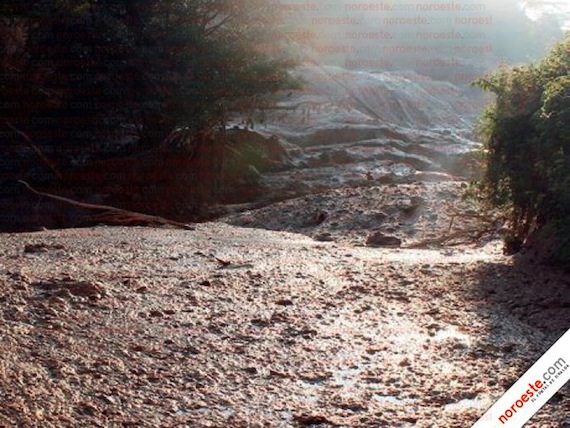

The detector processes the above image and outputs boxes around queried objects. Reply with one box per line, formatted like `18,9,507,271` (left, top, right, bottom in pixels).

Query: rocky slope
221,65,485,213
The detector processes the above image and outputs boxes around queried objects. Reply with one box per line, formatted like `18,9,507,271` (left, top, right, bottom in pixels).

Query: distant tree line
473,34,570,267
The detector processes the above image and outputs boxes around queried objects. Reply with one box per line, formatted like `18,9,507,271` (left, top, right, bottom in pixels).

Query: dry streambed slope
0,225,569,427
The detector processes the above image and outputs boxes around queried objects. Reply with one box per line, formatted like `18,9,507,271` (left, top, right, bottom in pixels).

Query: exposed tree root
405,210,506,249
404,230,488,249
19,181,195,230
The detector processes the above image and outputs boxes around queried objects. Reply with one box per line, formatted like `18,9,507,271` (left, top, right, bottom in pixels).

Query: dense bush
0,1,300,229
473,34,570,266
0,0,298,169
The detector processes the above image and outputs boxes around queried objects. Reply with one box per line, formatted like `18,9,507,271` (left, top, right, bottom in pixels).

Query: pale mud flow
1,65,569,427
0,223,568,427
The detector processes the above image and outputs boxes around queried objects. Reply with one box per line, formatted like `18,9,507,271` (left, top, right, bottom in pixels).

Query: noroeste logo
473,329,570,427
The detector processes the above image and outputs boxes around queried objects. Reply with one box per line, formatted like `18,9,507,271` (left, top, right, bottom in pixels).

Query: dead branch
404,230,484,249
446,206,506,224
5,121,63,180
447,216,455,233
406,208,506,249
19,181,195,230
405,222,503,249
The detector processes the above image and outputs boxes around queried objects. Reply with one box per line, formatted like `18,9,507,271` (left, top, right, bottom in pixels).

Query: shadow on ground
464,256,570,425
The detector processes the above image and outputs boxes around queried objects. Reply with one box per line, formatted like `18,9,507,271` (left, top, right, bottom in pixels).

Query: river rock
366,232,402,248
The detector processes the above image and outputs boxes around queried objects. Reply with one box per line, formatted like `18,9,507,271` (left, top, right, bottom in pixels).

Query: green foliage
473,34,570,266
0,0,298,166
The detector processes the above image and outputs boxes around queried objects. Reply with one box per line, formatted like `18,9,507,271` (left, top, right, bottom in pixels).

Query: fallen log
19,181,195,230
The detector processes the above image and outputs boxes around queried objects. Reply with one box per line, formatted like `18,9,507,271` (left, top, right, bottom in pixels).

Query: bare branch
204,13,234,38
5,121,63,180
19,181,195,231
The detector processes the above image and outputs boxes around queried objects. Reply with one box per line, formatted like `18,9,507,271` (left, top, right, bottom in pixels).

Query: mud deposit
1,222,568,427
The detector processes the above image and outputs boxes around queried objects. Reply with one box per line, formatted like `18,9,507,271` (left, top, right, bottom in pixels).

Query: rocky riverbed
0,212,569,427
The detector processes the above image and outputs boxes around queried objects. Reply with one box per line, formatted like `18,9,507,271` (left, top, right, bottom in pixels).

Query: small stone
294,414,333,425
129,344,146,352
502,343,516,353
410,196,425,206
54,288,74,299
366,232,402,248
44,308,59,318
24,243,65,253
149,310,164,318
49,296,69,306
376,175,394,184
426,323,441,330
99,395,116,405
41,279,107,299
8,272,30,283
13,283,29,291
312,211,328,225
251,318,270,327
79,403,98,416
372,211,389,221
314,233,334,242
184,346,200,355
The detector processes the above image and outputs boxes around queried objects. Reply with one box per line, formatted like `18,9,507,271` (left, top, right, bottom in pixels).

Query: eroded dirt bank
1,223,568,427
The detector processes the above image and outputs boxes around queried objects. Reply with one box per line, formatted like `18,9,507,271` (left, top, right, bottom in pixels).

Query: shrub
473,34,570,267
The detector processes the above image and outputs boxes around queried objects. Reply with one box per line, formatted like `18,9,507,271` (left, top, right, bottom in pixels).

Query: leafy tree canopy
473,33,570,265
0,0,298,167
